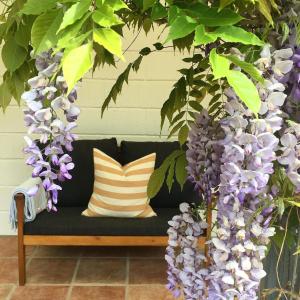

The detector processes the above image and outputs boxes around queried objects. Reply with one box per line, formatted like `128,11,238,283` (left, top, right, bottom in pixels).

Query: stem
276,207,292,300
262,288,300,299
290,209,300,299
116,26,142,62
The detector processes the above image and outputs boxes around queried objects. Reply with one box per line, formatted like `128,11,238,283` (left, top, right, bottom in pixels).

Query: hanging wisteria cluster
22,51,80,211
283,37,300,122
186,110,224,203
166,45,300,300
166,203,209,299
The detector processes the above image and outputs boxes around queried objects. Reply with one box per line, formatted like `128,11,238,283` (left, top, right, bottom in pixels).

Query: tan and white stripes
82,149,157,218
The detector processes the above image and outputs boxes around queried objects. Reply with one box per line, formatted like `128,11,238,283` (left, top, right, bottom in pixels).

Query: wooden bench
14,139,212,285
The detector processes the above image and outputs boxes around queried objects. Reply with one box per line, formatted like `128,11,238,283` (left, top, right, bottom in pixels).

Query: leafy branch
101,42,171,116
147,149,187,199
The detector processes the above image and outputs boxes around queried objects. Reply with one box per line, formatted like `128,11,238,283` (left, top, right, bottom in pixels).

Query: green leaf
296,23,300,46
178,124,189,145
280,22,290,45
93,28,124,60
0,81,12,112
213,26,264,46
15,16,33,49
7,72,24,103
209,48,230,79
31,10,64,54
151,2,167,20
153,43,164,50
271,230,283,249
286,200,300,207
189,100,203,112
225,55,264,83
166,159,175,192
165,15,197,43
103,0,128,11
147,168,166,199
1,37,27,72
168,5,181,24
219,0,235,11
92,6,123,27
258,0,274,26
175,154,187,190
139,47,151,56
194,24,217,46
277,198,285,216
132,55,143,72
58,0,92,32
143,18,153,34
93,43,115,71
168,120,184,138
147,150,182,198
64,31,92,50
57,12,91,49
143,0,155,12
160,99,170,131
209,94,221,105
21,0,57,15
170,111,185,126
188,3,243,26
101,55,143,116
195,25,264,47
226,70,261,114
208,101,222,114
62,43,93,94
294,246,300,255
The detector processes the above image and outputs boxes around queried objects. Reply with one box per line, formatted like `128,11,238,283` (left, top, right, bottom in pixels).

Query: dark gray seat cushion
24,207,179,236
57,138,119,207
120,141,198,208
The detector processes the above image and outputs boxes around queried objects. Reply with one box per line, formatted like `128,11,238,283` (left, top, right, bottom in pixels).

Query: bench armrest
10,177,47,230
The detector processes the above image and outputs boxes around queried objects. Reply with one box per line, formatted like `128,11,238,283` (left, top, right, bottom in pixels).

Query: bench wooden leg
15,193,26,286
18,239,25,286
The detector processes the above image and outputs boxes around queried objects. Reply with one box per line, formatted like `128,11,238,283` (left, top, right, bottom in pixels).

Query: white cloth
9,177,47,230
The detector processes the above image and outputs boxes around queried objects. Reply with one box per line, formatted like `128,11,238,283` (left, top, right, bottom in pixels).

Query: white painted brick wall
0,28,184,234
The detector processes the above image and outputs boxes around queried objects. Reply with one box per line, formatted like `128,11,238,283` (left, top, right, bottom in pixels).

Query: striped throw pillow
82,149,157,218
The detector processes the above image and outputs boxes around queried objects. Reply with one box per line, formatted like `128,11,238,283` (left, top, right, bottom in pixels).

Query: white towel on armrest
9,177,47,230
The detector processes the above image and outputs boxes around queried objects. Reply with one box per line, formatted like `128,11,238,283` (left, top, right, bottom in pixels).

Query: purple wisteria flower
166,203,208,299
202,46,294,299
166,45,300,300
281,35,300,122
186,110,224,203
22,50,80,211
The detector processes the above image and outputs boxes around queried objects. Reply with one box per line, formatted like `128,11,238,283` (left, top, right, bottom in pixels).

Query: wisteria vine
166,45,300,300
22,51,80,211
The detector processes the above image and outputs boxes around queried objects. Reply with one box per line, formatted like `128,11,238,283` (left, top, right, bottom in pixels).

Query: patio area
0,236,178,300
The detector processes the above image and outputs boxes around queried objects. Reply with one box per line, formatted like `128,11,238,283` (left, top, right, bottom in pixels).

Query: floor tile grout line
18,283,168,287
65,286,73,300
72,258,81,286
26,246,39,268
6,285,16,300
0,239,169,300
125,256,130,300
65,257,81,300
0,255,165,259
23,283,129,287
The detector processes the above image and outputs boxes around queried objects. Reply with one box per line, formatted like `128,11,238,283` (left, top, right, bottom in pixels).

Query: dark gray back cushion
120,141,198,208
57,138,119,207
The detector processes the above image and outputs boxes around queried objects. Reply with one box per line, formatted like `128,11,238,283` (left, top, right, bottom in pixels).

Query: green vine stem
290,210,300,300
276,208,292,300
262,288,300,299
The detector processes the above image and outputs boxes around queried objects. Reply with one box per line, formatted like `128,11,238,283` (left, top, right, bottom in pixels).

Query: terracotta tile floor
0,236,179,300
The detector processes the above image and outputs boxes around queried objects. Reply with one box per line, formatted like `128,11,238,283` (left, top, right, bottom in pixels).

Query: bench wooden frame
15,193,212,286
